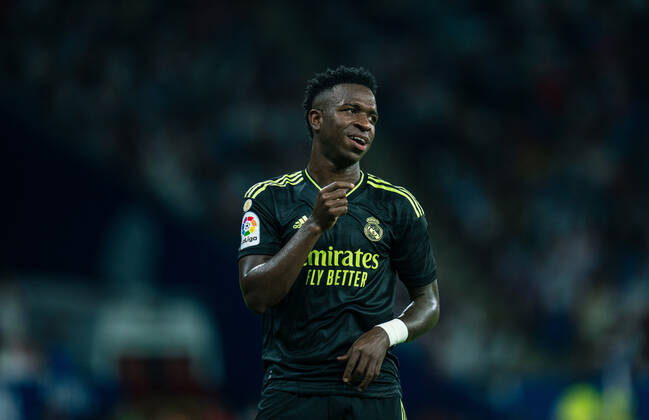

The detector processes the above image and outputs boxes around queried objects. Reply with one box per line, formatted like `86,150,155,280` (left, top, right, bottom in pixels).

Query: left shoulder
365,173,425,218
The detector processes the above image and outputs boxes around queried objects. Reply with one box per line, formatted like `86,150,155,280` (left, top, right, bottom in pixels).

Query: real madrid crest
363,217,383,242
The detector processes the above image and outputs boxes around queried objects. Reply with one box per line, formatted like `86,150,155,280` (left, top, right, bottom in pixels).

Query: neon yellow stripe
367,174,424,216
251,176,303,199
367,174,423,215
367,175,422,213
400,400,407,420
367,180,422,217
245,171,302,198
247,171,302,197
304,169,365,197
250,176,303,199
304,169,321,190
245,180,270,198
246,171,302,197
245,173,298,198
244,182,261,198
345,171,364,196
245,181,270,198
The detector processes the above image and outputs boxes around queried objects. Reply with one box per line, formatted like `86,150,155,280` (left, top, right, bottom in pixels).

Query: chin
337,153,365,168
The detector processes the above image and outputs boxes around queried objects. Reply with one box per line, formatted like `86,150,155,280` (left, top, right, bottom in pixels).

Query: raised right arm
238,181,354,314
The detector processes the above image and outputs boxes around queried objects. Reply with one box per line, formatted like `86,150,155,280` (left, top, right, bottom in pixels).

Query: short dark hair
303,65,378,138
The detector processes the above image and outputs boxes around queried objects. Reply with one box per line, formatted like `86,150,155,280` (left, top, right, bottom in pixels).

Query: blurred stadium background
2,1,648,419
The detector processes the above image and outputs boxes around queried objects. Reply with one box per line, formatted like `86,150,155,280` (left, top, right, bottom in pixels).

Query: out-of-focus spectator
2,0,647,418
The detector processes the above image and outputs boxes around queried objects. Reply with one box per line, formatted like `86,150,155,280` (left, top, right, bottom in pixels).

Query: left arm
338,279,440,391
339,198,439,391
398,280,440,340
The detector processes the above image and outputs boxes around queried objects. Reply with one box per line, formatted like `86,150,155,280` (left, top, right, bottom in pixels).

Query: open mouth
347,135,369,149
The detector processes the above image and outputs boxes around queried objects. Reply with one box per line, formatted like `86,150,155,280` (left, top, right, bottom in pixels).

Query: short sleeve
237,191,283,259
391,213,437,288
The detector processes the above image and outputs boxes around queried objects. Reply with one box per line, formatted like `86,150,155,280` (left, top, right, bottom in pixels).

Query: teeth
350,136,366,144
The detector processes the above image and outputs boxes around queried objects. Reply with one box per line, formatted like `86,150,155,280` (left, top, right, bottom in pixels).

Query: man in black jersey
238,66,440,420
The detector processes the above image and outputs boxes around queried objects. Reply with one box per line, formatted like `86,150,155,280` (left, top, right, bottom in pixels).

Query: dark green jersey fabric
238,169,436,398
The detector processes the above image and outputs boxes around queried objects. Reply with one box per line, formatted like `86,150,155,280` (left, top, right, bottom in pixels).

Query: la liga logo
242,215,257,236
240,211,260,249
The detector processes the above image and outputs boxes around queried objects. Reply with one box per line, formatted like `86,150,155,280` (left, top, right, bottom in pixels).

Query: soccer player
238,66,440,419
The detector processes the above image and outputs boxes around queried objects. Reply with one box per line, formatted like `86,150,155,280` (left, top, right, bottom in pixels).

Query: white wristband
376,318,409,347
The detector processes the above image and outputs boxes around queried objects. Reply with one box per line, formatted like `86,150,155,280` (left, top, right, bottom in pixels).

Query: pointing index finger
321,181,355,193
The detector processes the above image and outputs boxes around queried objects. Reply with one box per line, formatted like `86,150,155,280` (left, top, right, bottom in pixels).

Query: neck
306,153,361,188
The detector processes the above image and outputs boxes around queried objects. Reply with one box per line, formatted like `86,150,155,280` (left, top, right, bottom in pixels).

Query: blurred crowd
2,0,648,419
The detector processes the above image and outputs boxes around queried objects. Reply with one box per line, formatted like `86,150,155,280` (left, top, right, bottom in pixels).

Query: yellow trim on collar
304,169,364,197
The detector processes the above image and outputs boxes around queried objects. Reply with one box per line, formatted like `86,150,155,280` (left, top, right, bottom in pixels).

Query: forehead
328,83,377,109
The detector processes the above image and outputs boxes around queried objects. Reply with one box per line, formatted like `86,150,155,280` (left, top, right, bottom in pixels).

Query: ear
308,109,323,133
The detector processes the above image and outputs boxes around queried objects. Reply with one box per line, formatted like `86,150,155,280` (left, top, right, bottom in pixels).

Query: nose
354,114,372,132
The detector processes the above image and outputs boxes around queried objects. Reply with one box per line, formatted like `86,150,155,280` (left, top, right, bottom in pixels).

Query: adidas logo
293,216,308,229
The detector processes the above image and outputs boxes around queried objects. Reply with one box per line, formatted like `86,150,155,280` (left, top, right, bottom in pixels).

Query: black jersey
237,169,436,398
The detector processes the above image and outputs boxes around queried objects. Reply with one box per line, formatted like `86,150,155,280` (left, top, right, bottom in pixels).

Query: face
310,83,378,167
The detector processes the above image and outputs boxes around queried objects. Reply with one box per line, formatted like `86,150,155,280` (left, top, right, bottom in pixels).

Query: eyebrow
340,101,378,116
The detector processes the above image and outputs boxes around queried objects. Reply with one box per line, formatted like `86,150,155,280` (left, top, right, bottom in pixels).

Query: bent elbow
240,275,268,314
247,302,267,315
431,303,440,328
242,291,268,314
427,298,440,330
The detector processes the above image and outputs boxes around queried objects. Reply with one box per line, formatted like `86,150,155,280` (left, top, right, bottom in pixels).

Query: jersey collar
303,168,366,199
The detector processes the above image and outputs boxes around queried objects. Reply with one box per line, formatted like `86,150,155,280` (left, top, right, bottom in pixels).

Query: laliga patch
240,211,260,249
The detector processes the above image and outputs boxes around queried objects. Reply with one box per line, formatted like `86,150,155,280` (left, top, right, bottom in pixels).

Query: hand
309,181,354,232
337,327,390,391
